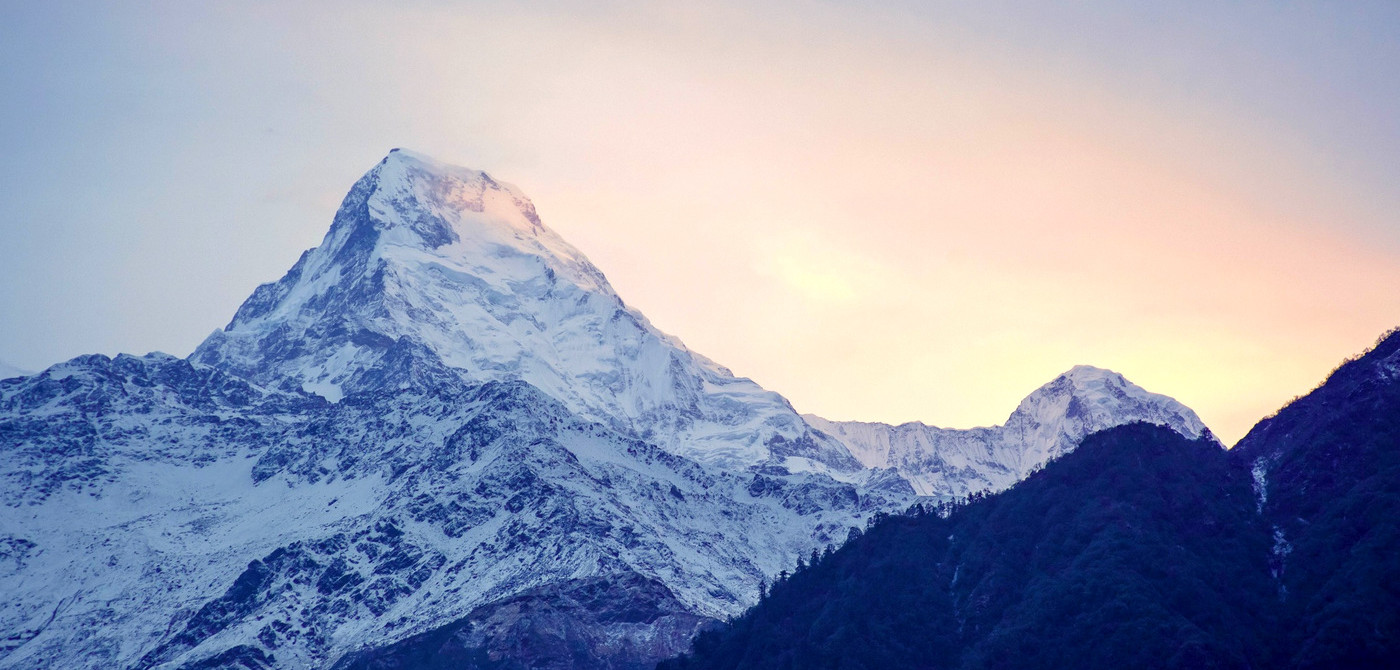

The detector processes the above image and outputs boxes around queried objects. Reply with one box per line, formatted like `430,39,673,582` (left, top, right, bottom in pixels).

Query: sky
2,1,1399,445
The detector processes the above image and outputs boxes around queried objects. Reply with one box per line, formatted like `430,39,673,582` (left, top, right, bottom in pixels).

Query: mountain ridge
190,148,861,473
1,150,1217,670
805,364,1208,497
661,326,1400,669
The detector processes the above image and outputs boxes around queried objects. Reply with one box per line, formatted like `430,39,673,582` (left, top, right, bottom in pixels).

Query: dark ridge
1231,327,1400,668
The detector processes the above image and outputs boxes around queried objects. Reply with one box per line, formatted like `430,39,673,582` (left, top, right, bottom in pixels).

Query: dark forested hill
1233,328,1400,668
661,423,1275,670
662,329,1400,670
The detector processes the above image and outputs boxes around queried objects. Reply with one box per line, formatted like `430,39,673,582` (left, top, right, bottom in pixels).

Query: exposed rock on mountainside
0,150,1210,669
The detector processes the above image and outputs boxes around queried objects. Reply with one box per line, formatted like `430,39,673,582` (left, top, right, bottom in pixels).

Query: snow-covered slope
191,149,856,473
806,366,1209,497
0,150,1209,670
0,351,906,670
0,151,909,670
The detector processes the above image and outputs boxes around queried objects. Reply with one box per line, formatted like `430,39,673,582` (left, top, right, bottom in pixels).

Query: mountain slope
660,423,1274,670
806,365,1208,497
0,350,898,670
330,572,709,670
0,151,911,670
191,149,856,473
0,150,1214,670
663,328,1400,669
1233,328,1400,668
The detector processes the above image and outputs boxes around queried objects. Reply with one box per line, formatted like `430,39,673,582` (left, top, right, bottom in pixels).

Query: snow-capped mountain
0,151,906,670
0,150,1209,669
0,352,897,670
805,366,1209,497
191,150,857,473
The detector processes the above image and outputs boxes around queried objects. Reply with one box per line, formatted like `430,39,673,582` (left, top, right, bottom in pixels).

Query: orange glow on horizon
12,2,1395,448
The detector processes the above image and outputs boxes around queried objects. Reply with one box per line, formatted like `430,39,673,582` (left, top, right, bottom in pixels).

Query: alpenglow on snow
0,149,1207,670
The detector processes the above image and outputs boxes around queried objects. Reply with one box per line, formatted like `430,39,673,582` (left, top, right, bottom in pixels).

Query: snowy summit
0,150,1210,670
193,149,859,472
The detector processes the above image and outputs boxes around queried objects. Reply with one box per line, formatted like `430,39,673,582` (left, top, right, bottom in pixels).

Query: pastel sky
3,1,1399,445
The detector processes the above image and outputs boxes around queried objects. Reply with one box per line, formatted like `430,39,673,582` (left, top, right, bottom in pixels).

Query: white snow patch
1271,526,1293,579
301,380,343,402
1251,458,1269,514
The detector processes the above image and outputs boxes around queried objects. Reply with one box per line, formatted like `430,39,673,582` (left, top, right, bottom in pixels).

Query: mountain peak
194,151,623,396
808,366,1210,497
214,151,616,332
1006,365,1208,464
354,149,587,272
192,153,861,472
1014,365,1184,418
1061,363,1123,381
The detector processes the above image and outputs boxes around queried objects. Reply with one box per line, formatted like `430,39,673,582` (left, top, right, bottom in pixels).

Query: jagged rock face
806,366,1208,497
0,151,916,668
190,150,857,473
0,350,897,670
0,352,320,507
331,572,715,670
0,150,1209,670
